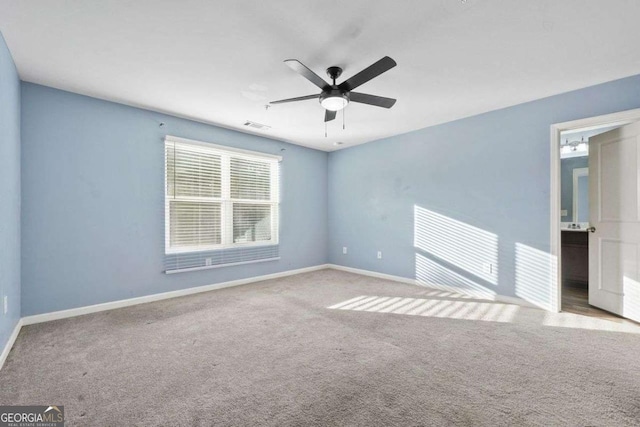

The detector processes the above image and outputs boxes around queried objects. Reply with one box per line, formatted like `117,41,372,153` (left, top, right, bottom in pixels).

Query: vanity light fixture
561,136,589,158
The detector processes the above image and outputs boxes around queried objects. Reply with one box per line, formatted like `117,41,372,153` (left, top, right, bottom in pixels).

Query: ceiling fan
270,56,397,122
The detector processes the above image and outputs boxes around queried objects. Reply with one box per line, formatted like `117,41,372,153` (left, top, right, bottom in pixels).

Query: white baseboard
329,264,417,286
22,264,329,326
327,264,538,309
0,319,23,371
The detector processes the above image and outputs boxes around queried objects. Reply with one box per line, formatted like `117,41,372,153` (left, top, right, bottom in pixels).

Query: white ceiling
2,0,640,152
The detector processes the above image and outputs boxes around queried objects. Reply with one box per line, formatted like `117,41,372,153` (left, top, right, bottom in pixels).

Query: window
164,136,280,271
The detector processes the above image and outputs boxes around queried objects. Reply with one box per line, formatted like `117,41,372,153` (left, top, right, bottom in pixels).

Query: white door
589,122,640,322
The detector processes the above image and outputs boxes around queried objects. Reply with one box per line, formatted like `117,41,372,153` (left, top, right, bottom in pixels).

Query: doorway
559,126,615,318
550,109,640,320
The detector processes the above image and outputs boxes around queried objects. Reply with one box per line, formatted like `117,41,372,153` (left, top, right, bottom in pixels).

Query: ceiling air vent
244,121,271,131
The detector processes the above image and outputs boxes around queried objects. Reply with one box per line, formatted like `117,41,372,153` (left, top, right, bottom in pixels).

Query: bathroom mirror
573,167,589,223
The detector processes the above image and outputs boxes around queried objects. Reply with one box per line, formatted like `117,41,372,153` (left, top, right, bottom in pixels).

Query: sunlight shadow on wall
414,205,498,285
415,252,496,299
514,243,555,311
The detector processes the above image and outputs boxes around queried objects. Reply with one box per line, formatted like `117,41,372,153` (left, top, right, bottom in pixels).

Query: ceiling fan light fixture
320,94,349,111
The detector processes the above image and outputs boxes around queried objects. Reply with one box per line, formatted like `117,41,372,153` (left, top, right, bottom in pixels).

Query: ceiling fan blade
338,56,397,91
284,59,330,90
270,94,320,105
349,92,396,108
325,109,337,122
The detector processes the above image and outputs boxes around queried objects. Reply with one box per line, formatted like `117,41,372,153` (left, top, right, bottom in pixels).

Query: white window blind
164,136,281,273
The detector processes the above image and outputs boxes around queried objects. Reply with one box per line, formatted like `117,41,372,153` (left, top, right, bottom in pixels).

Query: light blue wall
21,83,328,316
0,33,21,349
560,157,588,222
328,74,640,310
577,175,589,223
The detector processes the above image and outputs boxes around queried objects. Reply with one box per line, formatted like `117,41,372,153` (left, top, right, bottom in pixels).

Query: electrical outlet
377,251,382,259
483,263,493,275
343,247,347,254
3,296,7,315
205,258,212,266
560,209,568,216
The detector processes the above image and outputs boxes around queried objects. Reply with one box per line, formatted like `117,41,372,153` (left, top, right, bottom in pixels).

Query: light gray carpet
1,269,640,426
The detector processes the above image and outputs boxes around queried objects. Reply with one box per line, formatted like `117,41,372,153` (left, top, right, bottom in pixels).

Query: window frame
164,135,281,255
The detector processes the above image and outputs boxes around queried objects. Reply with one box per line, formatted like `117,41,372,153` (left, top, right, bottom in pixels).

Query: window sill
165,242,279,255
165,256,280,274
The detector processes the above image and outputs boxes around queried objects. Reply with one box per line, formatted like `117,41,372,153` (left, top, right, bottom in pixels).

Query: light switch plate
561,209,568,216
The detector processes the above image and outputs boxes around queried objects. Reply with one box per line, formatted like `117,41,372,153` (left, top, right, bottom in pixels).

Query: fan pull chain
343,108,345,130
325,121,327,138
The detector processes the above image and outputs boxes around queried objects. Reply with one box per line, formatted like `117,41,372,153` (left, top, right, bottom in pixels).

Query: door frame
550,108,640,313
